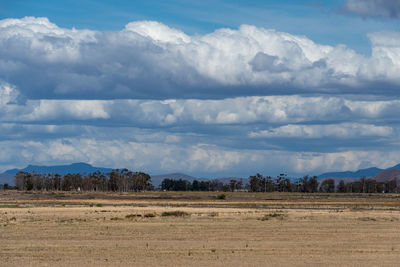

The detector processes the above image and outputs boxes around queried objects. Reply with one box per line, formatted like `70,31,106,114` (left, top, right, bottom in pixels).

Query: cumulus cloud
1,91,400,167
4,95,400,127
0,17,400,99
341,0,400,19
249,123,393,139
0,82,18,104
249,52,289,73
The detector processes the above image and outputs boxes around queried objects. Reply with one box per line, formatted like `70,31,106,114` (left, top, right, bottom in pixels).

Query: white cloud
249,123,393,138
1,17,400,99
25,100,110,121
2,91,400,127
125,21,190,44
0,81,19,106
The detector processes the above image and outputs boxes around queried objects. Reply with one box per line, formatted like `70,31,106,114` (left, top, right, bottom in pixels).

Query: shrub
217,194,226,200
161,211,189,217
126,214,141,218
96,203,103,207
259,212,286,221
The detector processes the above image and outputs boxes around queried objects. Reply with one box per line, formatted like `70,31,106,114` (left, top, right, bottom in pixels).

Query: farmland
1,191,400,266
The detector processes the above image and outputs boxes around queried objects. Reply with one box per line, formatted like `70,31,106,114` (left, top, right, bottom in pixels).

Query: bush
125,214,141,219
96,203,103,207
217,194,226,200
259,212,286,221
161,211,189,217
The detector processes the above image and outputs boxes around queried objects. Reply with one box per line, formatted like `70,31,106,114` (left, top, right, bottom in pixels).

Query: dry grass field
1,191,400,266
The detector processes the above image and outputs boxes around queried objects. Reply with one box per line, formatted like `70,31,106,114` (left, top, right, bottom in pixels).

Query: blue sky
1,0,400,177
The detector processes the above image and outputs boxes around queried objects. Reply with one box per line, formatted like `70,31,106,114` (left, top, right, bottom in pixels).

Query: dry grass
1,191,400,266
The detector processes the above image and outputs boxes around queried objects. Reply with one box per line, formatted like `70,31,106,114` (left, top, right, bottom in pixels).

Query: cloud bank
1,17,400,100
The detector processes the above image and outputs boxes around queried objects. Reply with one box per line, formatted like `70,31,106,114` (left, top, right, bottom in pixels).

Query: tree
230,179,237,192
299,175,309,192
359,177,367,193
319,179,335,193
385,179,397,193
365,179,377,193
15,171,27,190
265,176,274,192
199,181,210,191
337,180,346,193
108,170,119,191
25,174,34,191
192,180,200,191
299,175,319,193
209,180,224,191
309,176,319,192
132,172,151,191
249,173,263,192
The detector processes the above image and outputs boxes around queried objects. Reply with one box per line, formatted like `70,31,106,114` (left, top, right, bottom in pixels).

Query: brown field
1,191,400,266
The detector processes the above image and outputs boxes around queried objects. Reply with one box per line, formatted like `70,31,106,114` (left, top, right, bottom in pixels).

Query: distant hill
373,170,400,183
317,167,383,180
0,173,14,185
386,164,400,171
0,163,114,185
317,163,400,184
4,162,113,176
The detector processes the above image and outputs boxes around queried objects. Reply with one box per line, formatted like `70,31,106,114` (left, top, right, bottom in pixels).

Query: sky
0,0,400,178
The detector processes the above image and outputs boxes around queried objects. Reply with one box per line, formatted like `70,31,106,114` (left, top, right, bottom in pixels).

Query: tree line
334,177,397,193
160,178,245,192
249,174,398,193
161,174,398,193
14,169,152,192
4,171,399,193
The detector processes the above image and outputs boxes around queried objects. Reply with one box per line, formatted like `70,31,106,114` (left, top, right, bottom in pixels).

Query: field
1,191,400,266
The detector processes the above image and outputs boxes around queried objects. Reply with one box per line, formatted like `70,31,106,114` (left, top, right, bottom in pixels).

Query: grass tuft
126,214,141,218
0,204,21,208
161,211,189,217
259,212,287,221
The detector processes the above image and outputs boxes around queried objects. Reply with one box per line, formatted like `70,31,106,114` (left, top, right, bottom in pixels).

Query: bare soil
1,191,400,266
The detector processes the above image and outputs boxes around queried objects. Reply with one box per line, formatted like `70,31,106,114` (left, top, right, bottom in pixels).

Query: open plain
1,191,400,266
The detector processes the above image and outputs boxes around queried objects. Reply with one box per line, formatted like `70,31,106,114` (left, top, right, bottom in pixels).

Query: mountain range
317,164,400,180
